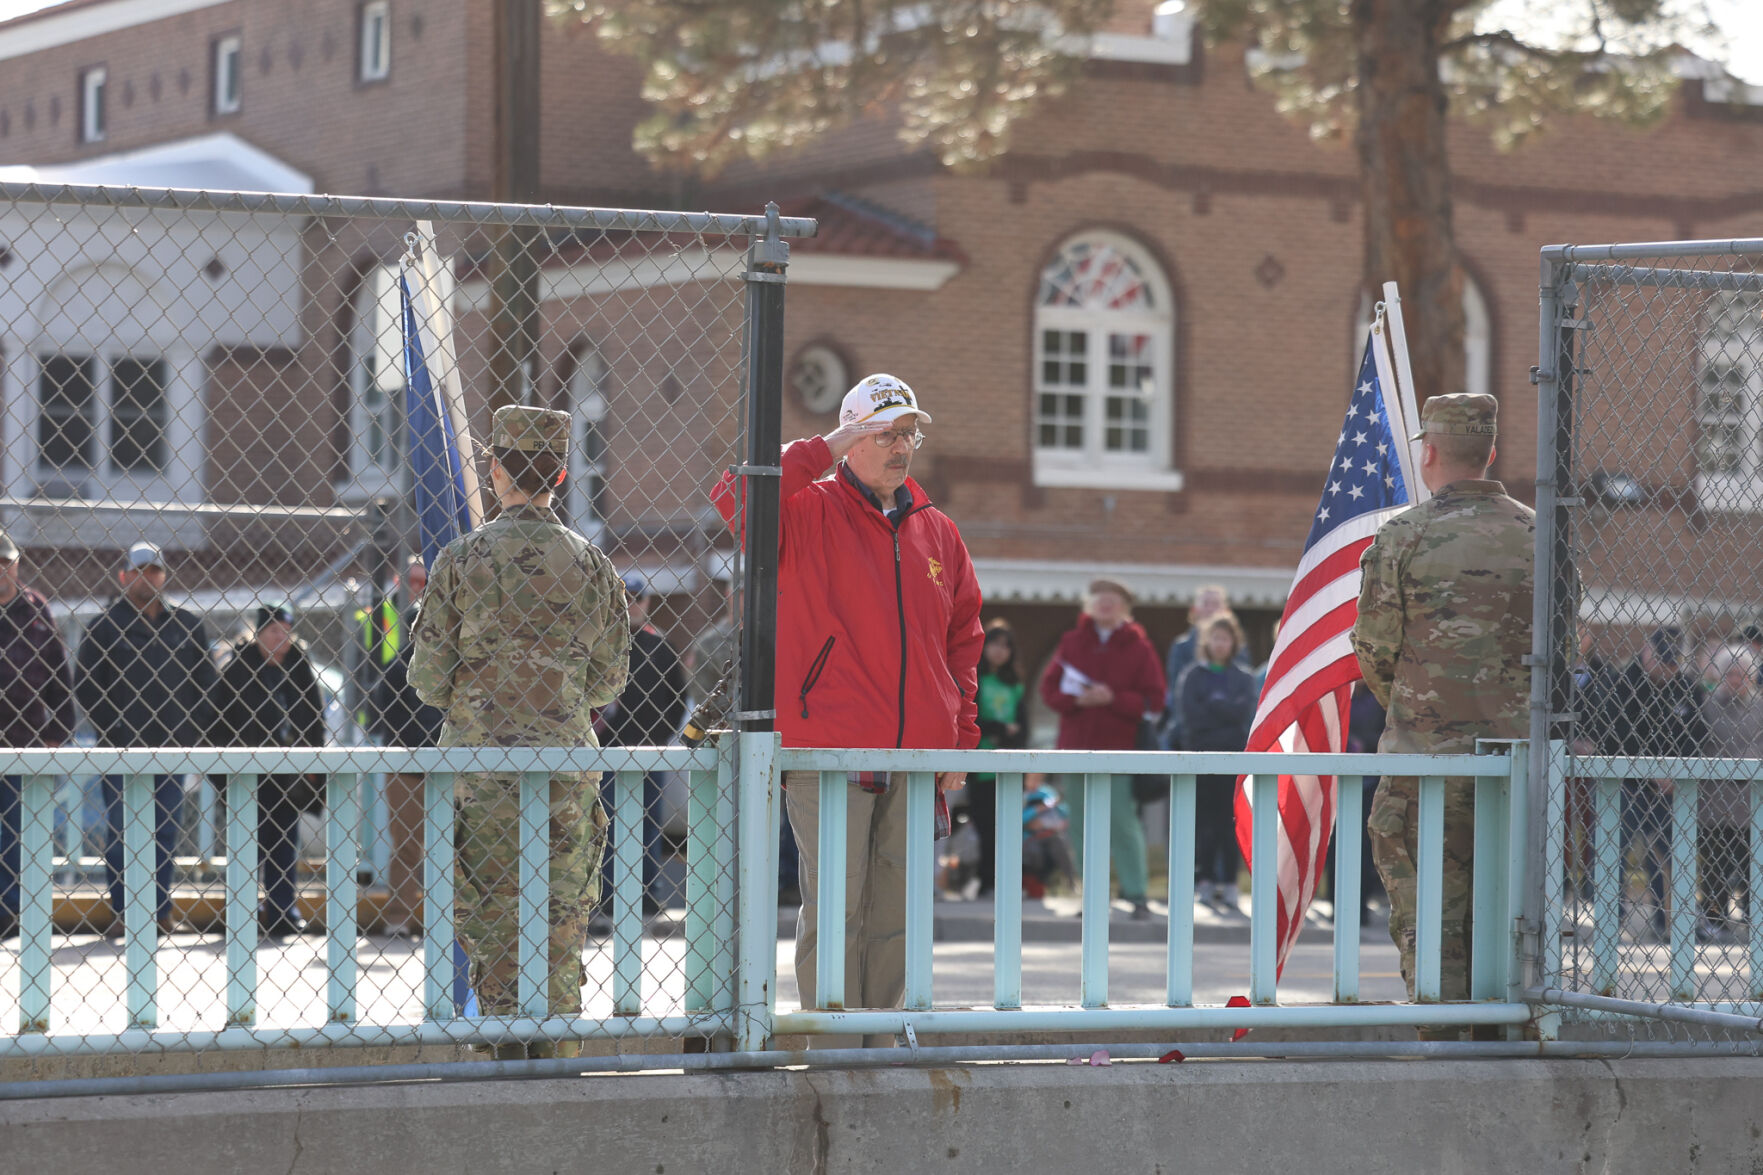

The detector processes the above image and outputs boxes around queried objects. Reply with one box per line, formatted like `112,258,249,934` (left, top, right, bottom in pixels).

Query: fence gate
0,181,812,1071
1535,239,1763,1046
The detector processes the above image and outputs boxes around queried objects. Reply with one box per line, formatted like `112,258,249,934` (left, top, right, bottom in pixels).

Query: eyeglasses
873,428,927,450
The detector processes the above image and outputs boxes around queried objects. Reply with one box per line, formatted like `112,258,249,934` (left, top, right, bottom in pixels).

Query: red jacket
1038,615,1167,751
713,436,984,750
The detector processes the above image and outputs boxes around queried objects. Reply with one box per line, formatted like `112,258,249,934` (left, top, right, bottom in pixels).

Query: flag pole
1369,304,1428,506
1379,279,1426,498
409,220,484,528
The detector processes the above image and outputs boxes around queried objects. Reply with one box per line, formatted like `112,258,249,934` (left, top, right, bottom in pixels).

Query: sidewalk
776,892,1391,945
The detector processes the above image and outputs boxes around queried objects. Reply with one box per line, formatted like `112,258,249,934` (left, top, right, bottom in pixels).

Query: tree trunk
1353,0,1463,412
487,0,542,418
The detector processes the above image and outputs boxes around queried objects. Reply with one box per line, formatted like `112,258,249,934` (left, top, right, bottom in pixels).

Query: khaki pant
783,771,908,1049
1367,774,1475,1008
383,771,425,931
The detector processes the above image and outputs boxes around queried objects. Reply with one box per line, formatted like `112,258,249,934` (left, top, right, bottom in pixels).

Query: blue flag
400,273,473,572
398,269,478,1017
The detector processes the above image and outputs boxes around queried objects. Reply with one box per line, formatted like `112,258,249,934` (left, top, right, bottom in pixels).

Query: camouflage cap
1410,392,1498,443
0,528,16,561
491,405,570,454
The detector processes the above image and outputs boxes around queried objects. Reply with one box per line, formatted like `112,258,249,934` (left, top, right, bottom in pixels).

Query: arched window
1354,277,1492,402
1033,231,1179,489
564,344,610,541
343,263,404,498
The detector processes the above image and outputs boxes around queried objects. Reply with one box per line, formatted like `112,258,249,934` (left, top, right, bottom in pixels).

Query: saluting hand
822,419,892,462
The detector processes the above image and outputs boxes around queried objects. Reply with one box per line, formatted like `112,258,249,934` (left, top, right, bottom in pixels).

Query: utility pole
488,0,542,415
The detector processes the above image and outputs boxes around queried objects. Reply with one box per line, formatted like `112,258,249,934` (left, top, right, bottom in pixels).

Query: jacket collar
496,501,561,524
837,462,922,524
1435,478,1507,498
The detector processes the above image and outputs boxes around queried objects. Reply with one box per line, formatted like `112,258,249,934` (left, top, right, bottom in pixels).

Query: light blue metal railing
0,739,1532,1061
761,741,1532,1047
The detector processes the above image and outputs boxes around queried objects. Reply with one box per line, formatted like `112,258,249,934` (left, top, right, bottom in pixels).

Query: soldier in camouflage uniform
1350,392,1533,1031
410,406,630,1059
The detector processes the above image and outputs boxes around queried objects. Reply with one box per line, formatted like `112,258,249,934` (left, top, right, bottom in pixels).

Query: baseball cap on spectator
1738,623,1763,646
1646,625,1682,666
838,374,933,429
1087,577,1134,604
124,541,166,571
0,528,16,561
256,601,295,628
622,572,647,598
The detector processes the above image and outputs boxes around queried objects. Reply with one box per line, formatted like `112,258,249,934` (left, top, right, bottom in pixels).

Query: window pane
110,358,169,472
38,355,96,471
1696,292,1762,480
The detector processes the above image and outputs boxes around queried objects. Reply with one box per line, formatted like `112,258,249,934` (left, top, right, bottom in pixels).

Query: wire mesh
0,183,796,1064
1542,242,1763,1042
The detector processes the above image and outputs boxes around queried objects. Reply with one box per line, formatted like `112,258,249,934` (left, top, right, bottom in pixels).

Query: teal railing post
714,739,739,1013
423,772,457,1020
1248,773,1279,1004
1669,775,1698,1002
1535,741,1567,1041
1413,775,1445,1002
735,731,780,1052
224,774,260,1026
18,773,54,1033
613,768,644,1016
326,772,360,1023
1332,775,1363,1003
518,770,550,1020
993,772,1023,1010
814,769,848,1009
123,772,157,1029
1592,777,1621,995
903,770,935,1011
1166,774,1195,1007
1470,751,1512,1003
684,751,731,1014
1079,772,1111,1009
1504,743,1530,1007
1751,777,1763,1001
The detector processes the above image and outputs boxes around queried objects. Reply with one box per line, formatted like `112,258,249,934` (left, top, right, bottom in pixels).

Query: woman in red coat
1038,579,1167,918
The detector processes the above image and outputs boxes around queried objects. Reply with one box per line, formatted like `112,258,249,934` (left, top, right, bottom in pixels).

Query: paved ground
0,897,1408,1040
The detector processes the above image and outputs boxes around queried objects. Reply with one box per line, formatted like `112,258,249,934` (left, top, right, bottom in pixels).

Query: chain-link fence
0,182,813,1066
1537,239,1763,1045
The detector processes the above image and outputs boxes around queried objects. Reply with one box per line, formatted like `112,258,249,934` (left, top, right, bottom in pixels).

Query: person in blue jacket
1175,615,1258,911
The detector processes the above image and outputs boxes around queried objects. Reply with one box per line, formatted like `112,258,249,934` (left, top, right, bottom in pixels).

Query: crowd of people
1574,623,1763,944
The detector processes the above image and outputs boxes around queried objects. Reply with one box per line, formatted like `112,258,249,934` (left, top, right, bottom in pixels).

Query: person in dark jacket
1587,627,1707,940
369,571,444,938
970,619,1028,897
1175,615,1257,911
217,603,326,937
1039,578,1167,918
1161,585,1251,750
598,573,687,916
75,541,216,934
0,530,74,941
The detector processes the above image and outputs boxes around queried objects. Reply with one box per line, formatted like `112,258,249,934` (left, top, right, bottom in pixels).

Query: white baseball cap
838,373,932,428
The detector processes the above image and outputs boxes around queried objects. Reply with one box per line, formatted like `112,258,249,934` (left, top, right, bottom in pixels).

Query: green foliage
1199,0,1724,149
549,0,1116,173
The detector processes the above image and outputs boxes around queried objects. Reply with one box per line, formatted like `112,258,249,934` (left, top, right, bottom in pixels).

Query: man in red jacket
713,373,984,1047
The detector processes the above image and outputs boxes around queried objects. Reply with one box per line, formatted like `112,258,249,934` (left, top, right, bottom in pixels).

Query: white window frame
1032,230,1180,491
359,1,391,83
213,36,242,115
1693,291,1763,512
566,346,610,544
79,67,106,143
342,264,405,500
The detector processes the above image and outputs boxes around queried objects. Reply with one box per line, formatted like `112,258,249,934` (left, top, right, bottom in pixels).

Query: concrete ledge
5,1058,1763,1173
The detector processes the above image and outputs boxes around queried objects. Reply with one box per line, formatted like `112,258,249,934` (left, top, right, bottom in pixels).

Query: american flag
1233,323,1420,977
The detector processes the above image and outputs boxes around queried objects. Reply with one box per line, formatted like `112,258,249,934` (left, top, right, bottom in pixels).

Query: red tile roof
778,193,966,263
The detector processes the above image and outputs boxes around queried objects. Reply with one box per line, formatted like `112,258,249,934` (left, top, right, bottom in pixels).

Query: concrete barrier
4,1058,1761,1173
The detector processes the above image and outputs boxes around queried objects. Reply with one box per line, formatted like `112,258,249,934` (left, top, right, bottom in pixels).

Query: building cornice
0,0,235,63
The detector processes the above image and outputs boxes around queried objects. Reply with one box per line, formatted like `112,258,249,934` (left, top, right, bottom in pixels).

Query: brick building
2,0,1762,735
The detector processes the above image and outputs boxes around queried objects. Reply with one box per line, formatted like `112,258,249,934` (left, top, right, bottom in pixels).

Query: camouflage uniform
409,407,630,1054
1350,393,1533,1011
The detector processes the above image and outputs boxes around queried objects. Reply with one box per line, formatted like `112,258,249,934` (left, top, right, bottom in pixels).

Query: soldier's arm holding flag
408,549,461,712
1351,524,1409,711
